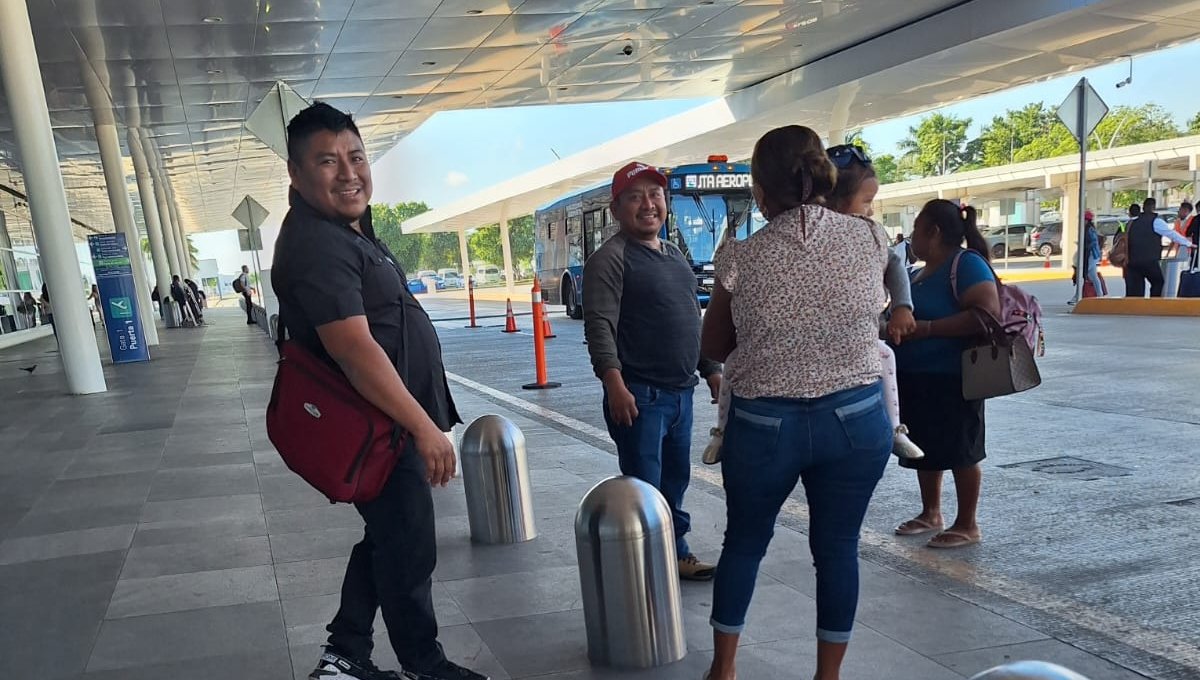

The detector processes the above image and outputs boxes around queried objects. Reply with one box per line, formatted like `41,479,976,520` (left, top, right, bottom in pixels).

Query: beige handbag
961,309,1042,401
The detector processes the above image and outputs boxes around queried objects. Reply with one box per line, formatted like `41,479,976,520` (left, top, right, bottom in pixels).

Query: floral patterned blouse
713,204,889,399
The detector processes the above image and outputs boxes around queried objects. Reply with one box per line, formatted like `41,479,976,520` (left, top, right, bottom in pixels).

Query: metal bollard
969,661,1091,680
575,476,686,669
459,415,536,544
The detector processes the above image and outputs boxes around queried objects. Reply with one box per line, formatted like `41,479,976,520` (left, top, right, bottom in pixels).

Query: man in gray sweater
582,161,722,581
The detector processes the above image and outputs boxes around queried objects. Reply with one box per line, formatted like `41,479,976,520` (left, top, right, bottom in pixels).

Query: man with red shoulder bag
271,102,485,680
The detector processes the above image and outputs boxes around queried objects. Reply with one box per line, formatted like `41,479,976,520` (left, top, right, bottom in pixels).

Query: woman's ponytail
960,205,990,262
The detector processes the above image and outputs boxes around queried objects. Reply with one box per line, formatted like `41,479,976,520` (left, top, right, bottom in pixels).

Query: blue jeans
603,380,694,557
711,381,891,643
1086,261,1104,296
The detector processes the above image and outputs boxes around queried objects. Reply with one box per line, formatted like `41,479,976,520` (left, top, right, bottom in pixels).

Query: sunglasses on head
827,144,872,168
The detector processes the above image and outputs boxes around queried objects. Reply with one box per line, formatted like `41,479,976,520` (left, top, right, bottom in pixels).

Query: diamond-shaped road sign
232,195,269,232
246,80,309,160
1057,78,1109,143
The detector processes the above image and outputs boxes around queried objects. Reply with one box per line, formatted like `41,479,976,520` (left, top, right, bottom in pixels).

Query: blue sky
193,40,1200,271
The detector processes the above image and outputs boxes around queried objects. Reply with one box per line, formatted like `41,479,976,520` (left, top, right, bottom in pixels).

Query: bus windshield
668,193,757,264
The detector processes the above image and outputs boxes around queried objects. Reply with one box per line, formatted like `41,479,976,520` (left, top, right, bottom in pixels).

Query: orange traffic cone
1100,251,1109,267
541,303,556,339
502,298,518,333
1043,253,1051,269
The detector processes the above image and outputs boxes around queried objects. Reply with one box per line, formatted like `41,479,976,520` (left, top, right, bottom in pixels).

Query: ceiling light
422,61,437,66
557,86,568,91
466,9,483,14
699,1,715,4
202,15,223,23
207,69,223,75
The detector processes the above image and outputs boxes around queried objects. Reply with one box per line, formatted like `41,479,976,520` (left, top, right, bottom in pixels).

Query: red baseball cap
611,161,667,199
1084,210,1094,220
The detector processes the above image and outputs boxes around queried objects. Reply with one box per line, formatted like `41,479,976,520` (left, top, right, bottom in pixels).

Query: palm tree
141,235,199,270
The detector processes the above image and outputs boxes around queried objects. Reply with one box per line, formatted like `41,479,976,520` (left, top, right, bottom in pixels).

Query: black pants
242,291,254,322
1124,261,1164,297
326,444,445,670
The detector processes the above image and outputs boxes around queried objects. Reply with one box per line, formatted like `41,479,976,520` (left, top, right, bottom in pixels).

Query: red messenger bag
266,309,407,504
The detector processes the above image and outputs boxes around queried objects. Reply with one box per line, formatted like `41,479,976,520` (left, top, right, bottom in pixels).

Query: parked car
474,264,502,283
1028,222,1062,257
437,269,463,288
407,278,427,294
982,224,1033,258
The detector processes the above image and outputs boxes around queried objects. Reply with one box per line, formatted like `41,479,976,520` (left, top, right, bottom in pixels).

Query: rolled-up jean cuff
710,617,744,635
816,627,853,643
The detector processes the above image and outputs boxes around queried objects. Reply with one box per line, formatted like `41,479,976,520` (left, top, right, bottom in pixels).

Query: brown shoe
678,553,716,581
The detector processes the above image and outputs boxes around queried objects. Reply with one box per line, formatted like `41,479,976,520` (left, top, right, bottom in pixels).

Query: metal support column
0,0,106,393
81,54,159,345
153,175,182,278
457,229,472,285
166,193,192,280
499,208,515,298
128,130,172,309
1061,182,1080,274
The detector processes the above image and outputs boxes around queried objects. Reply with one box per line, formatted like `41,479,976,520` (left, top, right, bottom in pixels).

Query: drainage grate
999,455,1132,480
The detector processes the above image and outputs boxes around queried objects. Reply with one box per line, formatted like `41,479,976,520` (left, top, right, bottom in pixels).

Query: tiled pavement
0,301,1192,679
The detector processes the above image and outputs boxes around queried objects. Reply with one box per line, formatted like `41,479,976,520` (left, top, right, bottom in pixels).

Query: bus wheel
564,279,582,320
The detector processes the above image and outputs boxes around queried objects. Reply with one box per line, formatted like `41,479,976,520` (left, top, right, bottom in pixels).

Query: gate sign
87,233,150,364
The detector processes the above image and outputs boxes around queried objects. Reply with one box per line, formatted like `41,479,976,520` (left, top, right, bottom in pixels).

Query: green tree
1088,104,1180,149
138,235,201,271
1112,190,1147,212
186,235,198,270
467,214,535,275
873,153,905,184
842,130,870,153
1189,110,1200,135
976,103,1068,167
372,201,430,272
897,113,977,176
1012,123,1077,161
421,232,461,271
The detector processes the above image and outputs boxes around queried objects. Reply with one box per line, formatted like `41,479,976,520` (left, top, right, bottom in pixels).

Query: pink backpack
950,250,1045,356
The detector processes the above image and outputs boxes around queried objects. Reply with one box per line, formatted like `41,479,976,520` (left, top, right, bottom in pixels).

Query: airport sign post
1057,77,1108,303
233,195,269,307
87,233,150,364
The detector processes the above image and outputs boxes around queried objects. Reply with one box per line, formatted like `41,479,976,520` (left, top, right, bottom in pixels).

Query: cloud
444,170,469,187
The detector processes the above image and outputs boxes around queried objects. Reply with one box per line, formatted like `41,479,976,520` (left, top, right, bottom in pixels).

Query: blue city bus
535,156,762,319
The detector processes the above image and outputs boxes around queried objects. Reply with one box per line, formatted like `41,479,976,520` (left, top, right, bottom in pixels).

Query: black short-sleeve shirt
271,188,461,431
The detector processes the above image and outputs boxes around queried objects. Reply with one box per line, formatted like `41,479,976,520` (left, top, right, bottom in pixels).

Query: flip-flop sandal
926,530,981,548
894,518,944,536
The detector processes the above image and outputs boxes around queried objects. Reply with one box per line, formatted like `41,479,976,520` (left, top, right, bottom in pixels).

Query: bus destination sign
681,173,752,190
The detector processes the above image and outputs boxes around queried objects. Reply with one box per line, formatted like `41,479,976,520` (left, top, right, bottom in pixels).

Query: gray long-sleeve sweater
582,231,721,390
886,248,913,310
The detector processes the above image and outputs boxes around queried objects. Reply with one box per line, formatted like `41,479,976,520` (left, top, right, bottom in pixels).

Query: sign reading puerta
87,233,150,364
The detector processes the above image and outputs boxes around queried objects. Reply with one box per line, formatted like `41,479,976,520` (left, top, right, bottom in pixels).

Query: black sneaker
402,659,489,680
309,649,405,680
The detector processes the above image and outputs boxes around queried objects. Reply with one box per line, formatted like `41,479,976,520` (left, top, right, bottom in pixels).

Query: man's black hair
1143,196,1157,212
1129,203,1141,216
1182,201,1193,211
285,101,361,161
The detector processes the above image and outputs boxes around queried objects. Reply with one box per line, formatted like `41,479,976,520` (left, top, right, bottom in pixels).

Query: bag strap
949,249,1012,340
